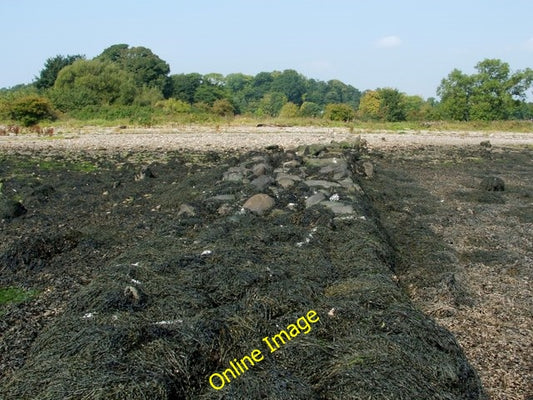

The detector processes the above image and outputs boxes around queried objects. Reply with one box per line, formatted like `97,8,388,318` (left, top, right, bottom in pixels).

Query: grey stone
209,194,236,202
320,201,354,214
217,204,233,216
223,166,248,182
178,203,196,217
243,194,275,215
304,180,341,189
251,175,274,190
277,177,295,189
252,163,270,177
362,161,374,178
320,160,349,180
338,178,355,189
305,193,326,208
283,160,301,168
276,173,302,181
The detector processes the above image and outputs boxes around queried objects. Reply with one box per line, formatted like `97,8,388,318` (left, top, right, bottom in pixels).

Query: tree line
1,43,532,126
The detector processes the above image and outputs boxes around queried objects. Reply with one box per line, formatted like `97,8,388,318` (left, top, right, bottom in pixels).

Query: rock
304,180,341,189
178,203,196,217
243,194,275,215
217,204,233,216
320,160,349,180
252,163,270,177
251,175,274,190
209,194,236,202
135,166,156,181
480,176,505,192
305,193,326,208
223,167,246,182
276,173,302,181
283,160,301,168
362,161,374,178
1,199,27,219
308,144,327,156
320,201,354,215
277,177,295,189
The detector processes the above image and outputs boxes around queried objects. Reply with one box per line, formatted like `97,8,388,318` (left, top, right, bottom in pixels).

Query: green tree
358,90,381,120
271,69,306,105
169,73,202,103
403,95,426,121
97,44,170,95
250,72,274,100
324,103,355,122
304,79,328,105
437,59,533,120
437,69,472,121
378,88,406,122
34,54,84,90
193,82,226,106
9,95,57,126
256,92,287,117
325,80,362,108
50,59,137,111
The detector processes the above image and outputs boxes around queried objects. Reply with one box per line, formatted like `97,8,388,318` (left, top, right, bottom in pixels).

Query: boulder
0,199,27,219
362,161,374,178
177,203,196,217
305,193,326,208
480,176,505,192
243,194,275,215
251,175,274,190
277,177,295,189
304,180,341,189
135,166,156,181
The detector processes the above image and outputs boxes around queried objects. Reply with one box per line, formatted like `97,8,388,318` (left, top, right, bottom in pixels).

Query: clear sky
1,0,532,98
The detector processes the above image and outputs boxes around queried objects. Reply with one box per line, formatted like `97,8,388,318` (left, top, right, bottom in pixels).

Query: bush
279,102,300,118
324,103,355,122
300,101,322,117
9,95,57,126
155,98,192,114
212,98,235,117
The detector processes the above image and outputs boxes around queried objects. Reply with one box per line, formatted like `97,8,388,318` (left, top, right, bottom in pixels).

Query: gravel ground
1,125,533,151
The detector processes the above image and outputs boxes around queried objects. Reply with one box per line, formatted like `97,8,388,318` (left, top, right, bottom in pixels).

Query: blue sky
1,0,532,98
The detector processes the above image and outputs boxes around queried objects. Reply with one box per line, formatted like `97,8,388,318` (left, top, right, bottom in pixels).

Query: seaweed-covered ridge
0,144,485,399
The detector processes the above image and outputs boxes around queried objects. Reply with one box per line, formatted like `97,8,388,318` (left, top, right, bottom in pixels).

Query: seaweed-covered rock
480,176,505,191
0,199,27,219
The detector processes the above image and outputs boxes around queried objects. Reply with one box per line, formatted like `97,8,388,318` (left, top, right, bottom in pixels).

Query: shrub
9,95,57,126
155,99,192,114
212,99,235,117
279,102,300,118
324,103,355,122
300,101,322,117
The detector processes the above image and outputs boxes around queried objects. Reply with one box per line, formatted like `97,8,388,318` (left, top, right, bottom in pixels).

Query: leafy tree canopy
34,54,85,90
437,59,533,120
97,44,171,94
51,59,137,110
